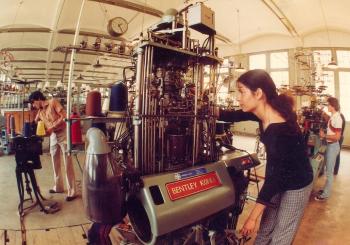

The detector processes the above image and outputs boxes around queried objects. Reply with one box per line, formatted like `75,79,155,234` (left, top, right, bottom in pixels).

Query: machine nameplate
166,171,221,201
174,167,207,180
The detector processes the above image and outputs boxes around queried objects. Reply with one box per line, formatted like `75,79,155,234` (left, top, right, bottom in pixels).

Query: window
313,50,332,66
336,50,350,68
249,54,266,70
339,72,350,121
270,71,289,89
0,73,5,82
270,52,288,69
321,71,335,97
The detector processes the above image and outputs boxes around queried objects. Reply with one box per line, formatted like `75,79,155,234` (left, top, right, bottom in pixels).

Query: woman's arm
240,203,266,236
219,109,260,123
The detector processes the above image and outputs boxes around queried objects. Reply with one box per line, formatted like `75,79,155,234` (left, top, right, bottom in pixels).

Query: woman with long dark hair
221,69,313,244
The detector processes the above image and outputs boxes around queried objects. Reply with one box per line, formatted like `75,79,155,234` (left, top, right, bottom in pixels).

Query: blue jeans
321,142,340,198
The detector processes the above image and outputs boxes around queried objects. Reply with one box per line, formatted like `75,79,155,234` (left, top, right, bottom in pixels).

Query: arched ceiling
1,0,349,84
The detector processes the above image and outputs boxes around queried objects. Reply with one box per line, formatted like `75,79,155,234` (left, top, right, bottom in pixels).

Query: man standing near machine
29,91,77,201
315,97,342,201
334,112,345,175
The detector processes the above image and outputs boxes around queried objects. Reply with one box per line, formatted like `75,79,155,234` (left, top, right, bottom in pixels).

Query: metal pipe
143,46,149,173
152,99,156,173
133,47,144,170
149,46,155,173
182,10,188,50
146,46,152,173
159,98,164,172
66,0,86,155
144,47,148,174
60,48,69,85
192,63,199,165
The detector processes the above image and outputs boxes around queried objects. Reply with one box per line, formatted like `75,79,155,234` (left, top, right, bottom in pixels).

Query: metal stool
13,136,59,216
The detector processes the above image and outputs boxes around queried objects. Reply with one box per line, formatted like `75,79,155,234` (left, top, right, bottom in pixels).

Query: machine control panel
223,153,260,172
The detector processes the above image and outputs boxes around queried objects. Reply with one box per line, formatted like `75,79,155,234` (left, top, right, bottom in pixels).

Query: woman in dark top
220,69,313,245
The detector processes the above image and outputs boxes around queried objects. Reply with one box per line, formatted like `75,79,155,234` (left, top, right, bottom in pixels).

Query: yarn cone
86,91,102,116
23,121,32,137
36,121,46,136
71,113,83,144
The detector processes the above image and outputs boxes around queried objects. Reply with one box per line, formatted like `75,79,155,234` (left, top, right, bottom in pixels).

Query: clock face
108,17,128,37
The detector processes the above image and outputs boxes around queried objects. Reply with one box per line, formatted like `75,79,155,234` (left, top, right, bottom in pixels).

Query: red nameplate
166,171,222,201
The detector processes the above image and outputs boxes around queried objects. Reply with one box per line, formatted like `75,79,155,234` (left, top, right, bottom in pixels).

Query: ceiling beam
16,67,46,70
0,27,52,33
88,0,163,17
99,64,125,68
261,0,300,38
1,48,48,52
45,0,66,83
53,48,102,56
216,33,232,44
50,68,84,72
51,60,92,65
85,70,118,75
20,73,46,75
11,59,47,63
58,29,125,41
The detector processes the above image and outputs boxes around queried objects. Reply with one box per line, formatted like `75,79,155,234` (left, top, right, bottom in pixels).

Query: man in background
334,112,346,175
315,97,342,201
29,91,77,201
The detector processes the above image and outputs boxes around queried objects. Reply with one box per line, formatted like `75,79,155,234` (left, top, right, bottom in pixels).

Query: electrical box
188,3,215,35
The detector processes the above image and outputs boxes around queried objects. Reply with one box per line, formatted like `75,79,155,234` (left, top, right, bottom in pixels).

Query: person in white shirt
315,97,342,201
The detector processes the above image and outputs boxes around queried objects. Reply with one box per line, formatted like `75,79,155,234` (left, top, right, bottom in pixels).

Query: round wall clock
107,17,128,37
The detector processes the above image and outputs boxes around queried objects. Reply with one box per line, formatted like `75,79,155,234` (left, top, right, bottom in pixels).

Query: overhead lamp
93,59,102,68
327,57,338,69
235,9,246,73
76,74,84,80
235,63,246,73
57,80,63,87
320,0,338,69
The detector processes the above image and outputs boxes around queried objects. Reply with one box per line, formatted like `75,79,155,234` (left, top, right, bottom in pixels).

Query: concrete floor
0,135,349,244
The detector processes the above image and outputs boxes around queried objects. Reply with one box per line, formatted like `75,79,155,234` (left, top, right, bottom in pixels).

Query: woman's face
236,82,259,112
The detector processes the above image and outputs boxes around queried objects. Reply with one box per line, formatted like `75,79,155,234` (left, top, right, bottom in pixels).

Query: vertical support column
66,0,86,154
182,10,189,50
192,62,200,165
134,47,144,170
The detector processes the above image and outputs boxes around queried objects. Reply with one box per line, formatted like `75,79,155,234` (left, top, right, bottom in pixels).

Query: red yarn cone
71,113,83,144
86,91,102,116
6,114,11,134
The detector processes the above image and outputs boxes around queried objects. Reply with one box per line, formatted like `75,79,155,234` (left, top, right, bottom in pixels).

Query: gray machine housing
127,151,252,244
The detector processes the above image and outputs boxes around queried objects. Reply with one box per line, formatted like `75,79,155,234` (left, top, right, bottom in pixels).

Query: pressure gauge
107,17,128,37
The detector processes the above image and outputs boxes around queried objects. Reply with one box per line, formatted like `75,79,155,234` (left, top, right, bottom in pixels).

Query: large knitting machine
84,3,260,244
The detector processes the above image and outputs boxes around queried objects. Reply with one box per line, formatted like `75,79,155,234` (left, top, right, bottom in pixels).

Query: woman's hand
240,217,257,237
